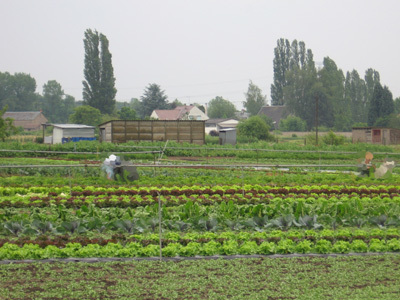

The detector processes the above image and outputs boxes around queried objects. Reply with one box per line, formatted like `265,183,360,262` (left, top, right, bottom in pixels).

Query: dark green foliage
279,115,307,131
0,105,18,141
82,29,117,115
207,96,236,118
237,116,273,141
364,68,380,109
318,57,350,131
368,83,394,126
394,97,400,114
345,70,367,124
69,105,102,126
284,65,318,130
258,114,274,130
321,131,346,145
271,39,312,106
41,80,75,123
138,83,168,118
118,106,137,120
352,122,368,127
0,72,39,111
243,81,266,116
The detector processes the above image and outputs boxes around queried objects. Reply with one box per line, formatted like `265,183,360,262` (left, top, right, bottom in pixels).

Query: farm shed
219,128,236,145
98,120,205,145
45,124,96,144
352,127,400,145
2,111,48,131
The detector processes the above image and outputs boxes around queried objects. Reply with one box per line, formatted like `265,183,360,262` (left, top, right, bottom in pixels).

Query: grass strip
0,255,400,299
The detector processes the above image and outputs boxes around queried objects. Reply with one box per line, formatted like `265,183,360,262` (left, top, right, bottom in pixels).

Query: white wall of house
187,106,209,121
150,111,158,119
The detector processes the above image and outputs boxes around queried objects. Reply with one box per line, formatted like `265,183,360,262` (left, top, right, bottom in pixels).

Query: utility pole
315,94,319,146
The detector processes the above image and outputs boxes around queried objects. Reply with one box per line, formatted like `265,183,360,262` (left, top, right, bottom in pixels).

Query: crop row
1,234,400,260
2,184,400,197
3,227,400,245
2,212,400,238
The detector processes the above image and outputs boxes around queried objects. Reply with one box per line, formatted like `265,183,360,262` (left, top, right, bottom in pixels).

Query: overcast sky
1,0,399,110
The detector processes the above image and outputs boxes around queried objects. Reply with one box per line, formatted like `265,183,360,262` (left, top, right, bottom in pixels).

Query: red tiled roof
154,106,195,120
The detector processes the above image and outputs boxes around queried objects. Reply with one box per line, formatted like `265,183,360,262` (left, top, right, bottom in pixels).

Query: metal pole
158,192,162,262
315,94,319,146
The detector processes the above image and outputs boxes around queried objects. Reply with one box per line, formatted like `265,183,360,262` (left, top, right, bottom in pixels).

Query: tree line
1,32,399,134
270,38,399,131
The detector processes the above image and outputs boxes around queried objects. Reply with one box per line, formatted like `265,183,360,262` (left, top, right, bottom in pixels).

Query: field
1,255,400,300
1,140,400,299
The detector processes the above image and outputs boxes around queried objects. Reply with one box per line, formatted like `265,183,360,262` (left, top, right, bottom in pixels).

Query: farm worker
102,158,114,179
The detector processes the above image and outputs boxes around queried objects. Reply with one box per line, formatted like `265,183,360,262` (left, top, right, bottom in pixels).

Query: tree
368,83,394,126
237,116,273,141
0,72,39,111
138,84,169,118
0,105,17,141
243,81,266,116
318,57,350,131
270,39,310,105
270,39,291,105
344,70,367,124
69,105,102,126
41,80,75,123
207,96,236,118
365,68,380,105
82,29,117,115
118,107,136,120
394,97,400,114
62,95,76,123
283,63,318,130
168,99,184,109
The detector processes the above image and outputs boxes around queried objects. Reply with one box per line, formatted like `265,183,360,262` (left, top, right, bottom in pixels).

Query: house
98,120,205,144
352,127,400,145
257,105,289,129
205,118,238,134
150,105,209,121
44,124,96,144
205,118,228,134
2,111,48,131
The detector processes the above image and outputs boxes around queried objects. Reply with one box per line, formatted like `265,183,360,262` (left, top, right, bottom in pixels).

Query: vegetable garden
1,140,400,299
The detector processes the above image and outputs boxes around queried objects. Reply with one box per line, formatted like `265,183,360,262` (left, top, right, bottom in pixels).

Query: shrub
322,131,346,146
237,116,274,141
279,116,307,132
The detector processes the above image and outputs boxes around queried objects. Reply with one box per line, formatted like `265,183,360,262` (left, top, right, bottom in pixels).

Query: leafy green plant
294,215,322,229
112,219,144,234
350,240,368,253
268,215,295,231
332,241,351,253
58,220,87,234
3,221,28,236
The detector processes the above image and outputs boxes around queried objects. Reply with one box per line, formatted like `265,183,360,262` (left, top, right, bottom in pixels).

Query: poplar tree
82,29,116,115
368,83,394,126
